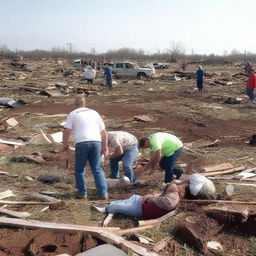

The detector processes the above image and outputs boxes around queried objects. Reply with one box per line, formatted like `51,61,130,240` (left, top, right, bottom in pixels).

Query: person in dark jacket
196,65,204,92
104,64,113,89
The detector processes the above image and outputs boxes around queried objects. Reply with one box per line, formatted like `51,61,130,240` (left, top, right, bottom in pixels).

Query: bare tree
0,44,11,58
168,41,185,62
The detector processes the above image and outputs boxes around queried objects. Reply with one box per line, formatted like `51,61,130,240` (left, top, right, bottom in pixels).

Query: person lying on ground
136,132,184,183
106,131,139,185
91,183,180,219
175,173,216,199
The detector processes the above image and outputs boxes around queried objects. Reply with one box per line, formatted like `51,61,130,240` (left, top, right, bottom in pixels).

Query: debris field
0,58,256,256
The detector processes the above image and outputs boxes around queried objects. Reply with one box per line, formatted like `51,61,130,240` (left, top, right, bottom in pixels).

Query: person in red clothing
246,69,256,101
90,183,180,219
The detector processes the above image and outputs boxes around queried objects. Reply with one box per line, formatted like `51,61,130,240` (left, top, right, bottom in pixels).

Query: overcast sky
0,0,255,55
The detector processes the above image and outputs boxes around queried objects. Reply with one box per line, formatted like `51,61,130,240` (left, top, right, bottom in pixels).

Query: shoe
160,182,167,190
120,176,131,184
75,193,87,199
91,205,106,214
99,194,108,200
174,167,184,179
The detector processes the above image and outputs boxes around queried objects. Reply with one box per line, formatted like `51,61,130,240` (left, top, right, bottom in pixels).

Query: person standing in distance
63,96,108,200
196,65,204,92
246,69,256,101
104,64,113,89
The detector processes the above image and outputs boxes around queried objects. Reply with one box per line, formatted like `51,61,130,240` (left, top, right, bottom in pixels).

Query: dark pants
159,147,183,183
106,78,112,89
197,80,203,91
87,79,93,84
246,88,255,100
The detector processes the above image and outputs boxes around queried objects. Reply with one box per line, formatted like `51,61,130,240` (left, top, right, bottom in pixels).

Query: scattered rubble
37,173,62,184
0,59,255,255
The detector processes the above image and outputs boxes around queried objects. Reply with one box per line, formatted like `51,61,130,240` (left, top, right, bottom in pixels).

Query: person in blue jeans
107,131,139,184
104,65,113,89
137,132,184,183
91,183,180,219
63,96,109,200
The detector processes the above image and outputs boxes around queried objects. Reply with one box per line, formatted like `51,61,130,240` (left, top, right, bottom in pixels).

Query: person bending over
107,131,139,185
137,132,184,183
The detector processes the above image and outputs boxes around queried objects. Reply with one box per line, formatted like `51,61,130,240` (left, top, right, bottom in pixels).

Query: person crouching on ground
137,132,184,183
62,96,108,200
107,131,139,185
91,183,180,219
175,173,216,199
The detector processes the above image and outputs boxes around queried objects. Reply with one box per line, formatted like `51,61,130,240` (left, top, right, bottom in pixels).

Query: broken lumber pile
0,217,158,256
203,163,233,172
181,199,256,205
202,166,245,177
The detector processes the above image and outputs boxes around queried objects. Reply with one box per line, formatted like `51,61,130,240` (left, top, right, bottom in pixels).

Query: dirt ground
0,59,256,255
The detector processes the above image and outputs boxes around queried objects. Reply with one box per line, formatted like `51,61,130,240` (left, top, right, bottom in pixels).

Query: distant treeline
0,44,255,63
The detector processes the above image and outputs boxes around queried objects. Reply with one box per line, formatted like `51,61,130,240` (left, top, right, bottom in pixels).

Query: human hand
102,149,109,160
134,166,145,177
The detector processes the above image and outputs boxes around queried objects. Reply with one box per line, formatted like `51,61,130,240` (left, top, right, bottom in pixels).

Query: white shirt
189,174,211,196
64,107,105,144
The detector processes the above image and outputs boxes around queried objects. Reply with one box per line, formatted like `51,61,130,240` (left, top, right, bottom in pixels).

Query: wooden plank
202,166,245,177
139,210,177,227
203,163,233,172
0,171,18,178
181,199,256,205
102,213,114,227
0,217,157,256
0,200,55,205
0,190,15,200
116,225,154,235
0,208,31,218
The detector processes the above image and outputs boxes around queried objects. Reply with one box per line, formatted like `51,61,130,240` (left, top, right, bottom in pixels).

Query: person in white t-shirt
176,173,216,199
63,96,108,200
107,131,139,185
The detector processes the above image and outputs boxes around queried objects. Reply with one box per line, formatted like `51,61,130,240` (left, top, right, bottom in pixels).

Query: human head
250,69,255,74
177,184,191,199
138,137,150,149
198,65,202,70
74,96,86,108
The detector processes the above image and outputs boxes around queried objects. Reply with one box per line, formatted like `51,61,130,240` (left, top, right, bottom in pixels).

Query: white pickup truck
152,62,170,69
112,62,154,79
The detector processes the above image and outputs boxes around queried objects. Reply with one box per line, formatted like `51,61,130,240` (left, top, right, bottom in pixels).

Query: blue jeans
75,141,107,197
247,88,255,100
159,147,183,183
110,145,138,184
106,195,142,217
